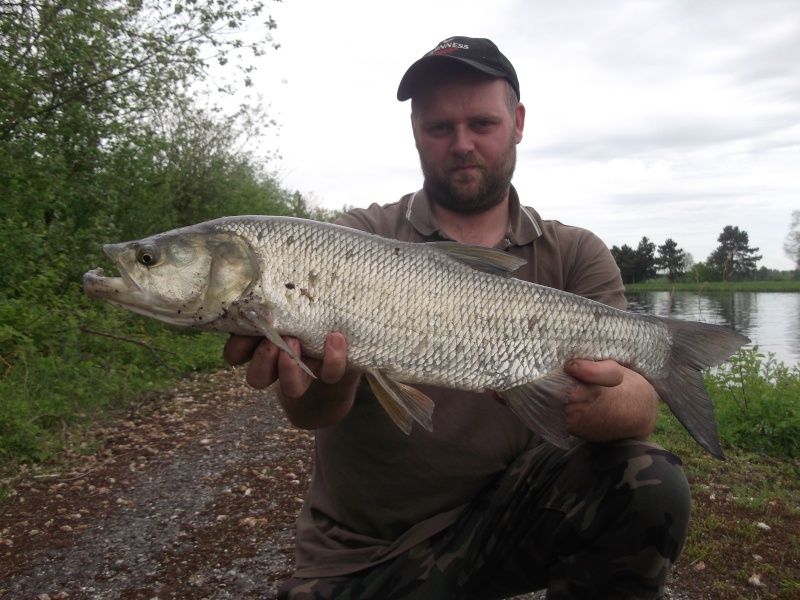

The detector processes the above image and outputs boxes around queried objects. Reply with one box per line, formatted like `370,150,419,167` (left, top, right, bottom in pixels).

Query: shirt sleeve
564,229,627,310
335,202,397,235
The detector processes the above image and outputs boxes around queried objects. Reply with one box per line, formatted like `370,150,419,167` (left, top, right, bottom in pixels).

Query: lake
625,291,800,368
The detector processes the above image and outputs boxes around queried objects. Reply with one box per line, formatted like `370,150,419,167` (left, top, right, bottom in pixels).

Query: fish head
83,226,259,327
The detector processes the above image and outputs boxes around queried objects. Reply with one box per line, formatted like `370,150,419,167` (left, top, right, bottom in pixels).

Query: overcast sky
235,0,799,270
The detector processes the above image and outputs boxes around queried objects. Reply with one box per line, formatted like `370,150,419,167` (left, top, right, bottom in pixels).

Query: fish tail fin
650,317,750,460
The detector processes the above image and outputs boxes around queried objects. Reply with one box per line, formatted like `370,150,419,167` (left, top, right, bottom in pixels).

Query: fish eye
136,246,160,266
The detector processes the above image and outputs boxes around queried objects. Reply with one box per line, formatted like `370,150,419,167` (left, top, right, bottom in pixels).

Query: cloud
234,0,799,269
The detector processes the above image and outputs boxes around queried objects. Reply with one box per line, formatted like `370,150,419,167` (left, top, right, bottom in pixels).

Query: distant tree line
610,226,769,284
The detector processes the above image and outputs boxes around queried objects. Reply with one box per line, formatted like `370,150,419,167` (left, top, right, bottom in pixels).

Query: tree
657,238,688,283
0,0,277,141
634,236,658,282
707,226,762,281
611,238,658,284
784,210,800,270
0,0,281,296
610,244,637,284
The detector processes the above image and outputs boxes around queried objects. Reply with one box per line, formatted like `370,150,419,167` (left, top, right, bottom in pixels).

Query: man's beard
420,138,517,215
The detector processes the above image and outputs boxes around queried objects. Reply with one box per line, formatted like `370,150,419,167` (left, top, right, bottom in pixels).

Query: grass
652,409,800,598
651,349,800,597
0,300,227,470
606,344,800,597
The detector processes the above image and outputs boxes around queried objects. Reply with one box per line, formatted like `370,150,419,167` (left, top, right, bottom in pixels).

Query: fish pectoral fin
235,304,316,379
427,242,527,276
365,369,435,434
497,371,573,449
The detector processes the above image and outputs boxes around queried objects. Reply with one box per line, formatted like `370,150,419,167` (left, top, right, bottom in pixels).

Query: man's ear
515,102,526,144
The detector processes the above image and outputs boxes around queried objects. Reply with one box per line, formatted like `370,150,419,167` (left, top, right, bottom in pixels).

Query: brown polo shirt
292,186,626,578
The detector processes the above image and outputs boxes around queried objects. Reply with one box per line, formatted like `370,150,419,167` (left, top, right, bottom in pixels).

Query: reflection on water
625,292,800,367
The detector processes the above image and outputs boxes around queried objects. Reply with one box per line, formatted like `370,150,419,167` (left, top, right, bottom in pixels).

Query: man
225,37,691,599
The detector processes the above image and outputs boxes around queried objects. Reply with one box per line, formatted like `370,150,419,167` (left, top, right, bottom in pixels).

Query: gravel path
0,368,690,599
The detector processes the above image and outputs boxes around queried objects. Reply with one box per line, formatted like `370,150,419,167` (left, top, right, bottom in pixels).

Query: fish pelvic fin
365,370,435,434
497,371,572,449
651,317,750,460
234,303,316,379
428,242,526,277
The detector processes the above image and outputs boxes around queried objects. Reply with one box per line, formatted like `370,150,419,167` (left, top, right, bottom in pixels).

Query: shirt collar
406,185,542,247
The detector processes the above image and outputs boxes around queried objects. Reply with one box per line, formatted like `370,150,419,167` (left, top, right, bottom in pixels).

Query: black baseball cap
397,36,520,101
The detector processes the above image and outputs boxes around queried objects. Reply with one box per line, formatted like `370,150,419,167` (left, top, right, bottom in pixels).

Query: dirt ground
0,368,784,599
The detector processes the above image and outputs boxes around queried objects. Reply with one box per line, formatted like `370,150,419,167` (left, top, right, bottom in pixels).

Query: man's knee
599,439,692,560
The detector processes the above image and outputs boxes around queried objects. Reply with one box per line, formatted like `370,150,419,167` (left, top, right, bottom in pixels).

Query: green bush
0,0,336,470
705,348,800,459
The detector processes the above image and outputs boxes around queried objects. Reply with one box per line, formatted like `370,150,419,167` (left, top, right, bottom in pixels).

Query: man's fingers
223,334,263,366
319,332,348,384
245,338,281,389
225,332,348,396
564,359,625,388
277,337,317,398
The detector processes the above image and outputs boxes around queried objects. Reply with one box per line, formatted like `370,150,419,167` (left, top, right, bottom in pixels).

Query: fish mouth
82,266,141,298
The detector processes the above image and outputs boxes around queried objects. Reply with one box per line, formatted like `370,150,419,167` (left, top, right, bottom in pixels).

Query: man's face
411,75,525,214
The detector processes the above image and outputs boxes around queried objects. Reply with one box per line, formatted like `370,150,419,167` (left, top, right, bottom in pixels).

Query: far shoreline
625,280,800,293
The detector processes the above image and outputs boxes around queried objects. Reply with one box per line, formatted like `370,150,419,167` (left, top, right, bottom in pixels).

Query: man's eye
427,123,450,135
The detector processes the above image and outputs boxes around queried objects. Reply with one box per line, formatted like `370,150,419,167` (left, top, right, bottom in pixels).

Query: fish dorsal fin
365,369,435,434
427,242,526,276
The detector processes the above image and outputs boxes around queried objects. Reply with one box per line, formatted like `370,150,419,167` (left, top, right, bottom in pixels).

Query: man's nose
451,126,475,156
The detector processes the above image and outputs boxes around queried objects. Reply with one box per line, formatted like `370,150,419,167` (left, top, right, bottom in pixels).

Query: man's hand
223,332,357,429
563,359,658,442
224,333,348,393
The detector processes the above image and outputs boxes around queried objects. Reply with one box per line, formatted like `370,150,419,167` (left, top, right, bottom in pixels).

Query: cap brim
397,55,507,101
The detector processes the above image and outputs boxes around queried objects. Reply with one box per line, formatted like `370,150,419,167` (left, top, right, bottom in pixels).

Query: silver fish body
83,216,750,458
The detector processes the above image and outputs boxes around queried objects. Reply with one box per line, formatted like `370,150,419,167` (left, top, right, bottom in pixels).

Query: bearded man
225,36,692,600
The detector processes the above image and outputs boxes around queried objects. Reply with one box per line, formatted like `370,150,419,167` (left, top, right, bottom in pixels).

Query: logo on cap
430,38,470,56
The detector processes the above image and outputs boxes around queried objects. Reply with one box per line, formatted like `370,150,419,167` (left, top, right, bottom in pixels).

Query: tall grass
0,294,225,466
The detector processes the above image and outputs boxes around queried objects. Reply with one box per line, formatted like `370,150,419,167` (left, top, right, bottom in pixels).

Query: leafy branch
79,326,185,375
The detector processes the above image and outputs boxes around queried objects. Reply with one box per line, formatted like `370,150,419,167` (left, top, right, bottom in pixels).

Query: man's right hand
223,332,357,429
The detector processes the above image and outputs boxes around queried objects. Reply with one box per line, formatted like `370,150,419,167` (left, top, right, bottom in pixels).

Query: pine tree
708,226,762,281
657,239,688,283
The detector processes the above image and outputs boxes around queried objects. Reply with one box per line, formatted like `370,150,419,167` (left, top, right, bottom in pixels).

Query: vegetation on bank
0,1,340,470
651,348,800,596
625,280,800,293
652,405,800,597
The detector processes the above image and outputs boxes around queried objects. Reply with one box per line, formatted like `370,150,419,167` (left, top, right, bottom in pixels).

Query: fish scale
83,215,749,458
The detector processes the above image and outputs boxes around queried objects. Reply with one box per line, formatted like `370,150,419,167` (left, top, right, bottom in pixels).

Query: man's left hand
562,359,656,441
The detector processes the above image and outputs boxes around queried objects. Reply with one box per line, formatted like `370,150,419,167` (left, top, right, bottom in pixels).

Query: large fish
83,216,749,458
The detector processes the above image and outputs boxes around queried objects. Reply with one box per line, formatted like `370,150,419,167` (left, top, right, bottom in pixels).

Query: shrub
705,348,800,459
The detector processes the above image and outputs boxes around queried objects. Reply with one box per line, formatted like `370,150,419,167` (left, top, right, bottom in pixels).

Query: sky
229,0,799,270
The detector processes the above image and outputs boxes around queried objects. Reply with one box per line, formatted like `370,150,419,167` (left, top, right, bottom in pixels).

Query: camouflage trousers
278,438,691,600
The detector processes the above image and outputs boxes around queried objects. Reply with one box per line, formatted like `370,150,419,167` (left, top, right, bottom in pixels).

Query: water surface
625,291,800,367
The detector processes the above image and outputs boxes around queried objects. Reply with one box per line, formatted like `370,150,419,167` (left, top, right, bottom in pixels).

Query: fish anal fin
366,370,435,433
428,242,526,276
234,303,316,379
498,371,573,449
